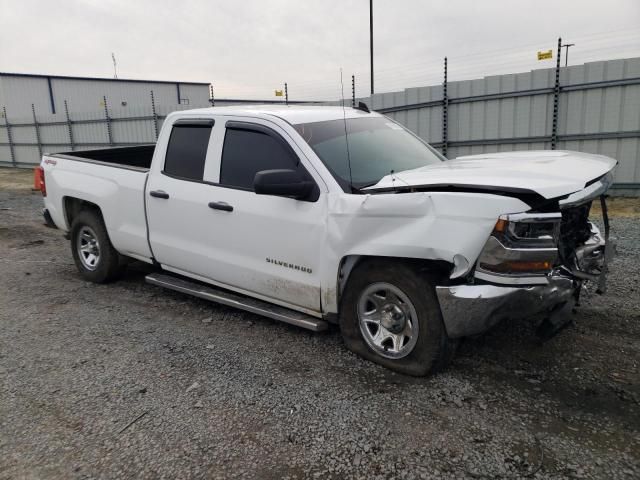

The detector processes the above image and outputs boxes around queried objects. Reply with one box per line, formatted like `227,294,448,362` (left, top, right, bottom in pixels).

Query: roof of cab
181,104,379,125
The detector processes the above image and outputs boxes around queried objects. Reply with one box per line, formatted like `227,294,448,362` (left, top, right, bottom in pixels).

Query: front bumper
436,273,575,338
437,192,616,339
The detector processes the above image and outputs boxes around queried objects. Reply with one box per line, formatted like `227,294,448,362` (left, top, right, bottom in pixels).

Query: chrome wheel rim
357,282,419,359
77,226,101,271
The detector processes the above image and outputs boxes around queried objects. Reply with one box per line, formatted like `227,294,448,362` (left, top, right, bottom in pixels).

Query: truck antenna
340,68,354,191
111,52,118,79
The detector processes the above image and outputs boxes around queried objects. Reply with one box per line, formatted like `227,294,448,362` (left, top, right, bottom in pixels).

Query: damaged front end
436,174,615,339
559,196,614,295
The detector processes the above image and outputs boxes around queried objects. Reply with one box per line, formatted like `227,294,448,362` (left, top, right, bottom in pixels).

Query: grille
559,202,592,262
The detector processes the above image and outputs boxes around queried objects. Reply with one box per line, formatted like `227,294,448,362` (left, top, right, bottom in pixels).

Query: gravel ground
1,168,639,479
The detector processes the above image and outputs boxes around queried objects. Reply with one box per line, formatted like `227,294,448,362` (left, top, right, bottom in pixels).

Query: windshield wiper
355,181,379,190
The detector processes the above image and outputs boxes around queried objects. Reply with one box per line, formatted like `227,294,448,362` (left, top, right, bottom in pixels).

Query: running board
145,273,328,332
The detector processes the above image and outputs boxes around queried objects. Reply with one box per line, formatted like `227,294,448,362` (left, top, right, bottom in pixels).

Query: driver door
197,119,327,313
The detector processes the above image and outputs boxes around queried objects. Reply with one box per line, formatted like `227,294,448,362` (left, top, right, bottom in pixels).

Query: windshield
294,116,444,191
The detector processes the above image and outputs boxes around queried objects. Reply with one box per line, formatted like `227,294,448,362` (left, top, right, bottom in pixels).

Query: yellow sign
537,50,553,60
274,90,283,97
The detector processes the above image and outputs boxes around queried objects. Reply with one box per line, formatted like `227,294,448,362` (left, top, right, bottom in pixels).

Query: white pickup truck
36,104,616,375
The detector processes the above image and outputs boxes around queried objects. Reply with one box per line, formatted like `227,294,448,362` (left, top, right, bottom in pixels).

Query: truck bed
52,145,155,170
42,146,154,262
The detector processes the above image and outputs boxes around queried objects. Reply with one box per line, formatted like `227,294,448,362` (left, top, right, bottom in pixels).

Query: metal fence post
31,104,43,158
209,85,215,107
103,95,114,145
150,90,159,141
442,57,449,158
3,106,16,166
551,37,562,150
64,100,75,151
285,83,289,105
352,75,356,107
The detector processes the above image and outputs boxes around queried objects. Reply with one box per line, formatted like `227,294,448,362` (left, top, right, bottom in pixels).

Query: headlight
475,213,561,282
493,213,561,248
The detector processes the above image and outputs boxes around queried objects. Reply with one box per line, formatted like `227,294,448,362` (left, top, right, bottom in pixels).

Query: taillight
34,166,46,196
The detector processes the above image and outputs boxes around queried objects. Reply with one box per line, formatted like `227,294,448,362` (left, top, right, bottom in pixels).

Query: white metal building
0,72,211,118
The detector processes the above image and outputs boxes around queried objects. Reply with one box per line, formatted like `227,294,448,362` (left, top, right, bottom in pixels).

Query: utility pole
561,43,575,67
369,0,374,95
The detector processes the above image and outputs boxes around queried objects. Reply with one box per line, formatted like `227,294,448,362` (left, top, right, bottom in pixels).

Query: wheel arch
63,196,104,231
326,255,453,317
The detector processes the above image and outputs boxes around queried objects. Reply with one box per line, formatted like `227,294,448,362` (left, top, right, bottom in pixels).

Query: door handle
208,201,233,212
149,190,170,199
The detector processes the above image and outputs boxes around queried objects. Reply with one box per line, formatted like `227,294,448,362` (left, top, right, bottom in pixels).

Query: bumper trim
436,274,574,338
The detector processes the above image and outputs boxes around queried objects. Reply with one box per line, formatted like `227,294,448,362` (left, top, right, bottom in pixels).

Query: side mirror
254,169,314,200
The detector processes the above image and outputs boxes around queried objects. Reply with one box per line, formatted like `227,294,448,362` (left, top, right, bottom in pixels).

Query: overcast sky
1,0,639,100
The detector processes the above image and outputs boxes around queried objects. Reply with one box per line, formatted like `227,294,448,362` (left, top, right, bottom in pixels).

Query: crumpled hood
364,150,617,200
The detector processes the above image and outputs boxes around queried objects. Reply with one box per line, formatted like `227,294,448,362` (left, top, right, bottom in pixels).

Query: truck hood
363,150,617,200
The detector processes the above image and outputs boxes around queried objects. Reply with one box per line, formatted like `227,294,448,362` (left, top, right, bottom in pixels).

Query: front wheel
339,259,456,376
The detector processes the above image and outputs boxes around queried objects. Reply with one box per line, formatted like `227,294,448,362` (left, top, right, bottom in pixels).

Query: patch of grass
0,167,34,191
591,197,640,218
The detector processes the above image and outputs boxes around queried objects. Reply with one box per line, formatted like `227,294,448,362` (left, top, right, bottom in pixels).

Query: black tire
70,209,124,283
339,259,456,376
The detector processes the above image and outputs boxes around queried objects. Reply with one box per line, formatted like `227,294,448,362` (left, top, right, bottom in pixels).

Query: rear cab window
163,119,214,181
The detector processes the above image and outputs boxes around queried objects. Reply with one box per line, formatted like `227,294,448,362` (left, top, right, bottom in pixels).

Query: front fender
321,191,531,313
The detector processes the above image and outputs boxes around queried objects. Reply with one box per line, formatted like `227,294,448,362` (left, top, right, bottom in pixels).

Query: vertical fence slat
442,57,449,158
551,37,562,150
31,104,43,158
351,75,356,108
3,106,16,166
64,100,75,151
150,90,159,141
103,96,114,146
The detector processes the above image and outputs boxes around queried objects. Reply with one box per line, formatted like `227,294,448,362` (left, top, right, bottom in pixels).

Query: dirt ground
1,167,639,479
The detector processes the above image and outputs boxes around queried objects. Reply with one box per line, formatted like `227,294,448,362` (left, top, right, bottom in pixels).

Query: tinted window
164,124,213,180
220,128,299,189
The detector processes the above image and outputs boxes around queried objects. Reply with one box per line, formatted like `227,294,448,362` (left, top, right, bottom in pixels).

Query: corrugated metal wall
0,103,208,167
2,58,640,192
0,73,210,117
371,57,640,190
0,76,53,118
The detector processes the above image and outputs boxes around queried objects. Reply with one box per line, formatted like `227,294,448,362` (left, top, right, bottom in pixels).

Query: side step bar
145,273,328,332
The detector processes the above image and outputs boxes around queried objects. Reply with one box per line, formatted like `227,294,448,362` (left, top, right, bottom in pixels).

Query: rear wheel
339,259,456,376
70,210,124,283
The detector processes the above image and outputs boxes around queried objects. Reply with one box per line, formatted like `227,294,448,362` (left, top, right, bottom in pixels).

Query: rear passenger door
146,118,223,279
201,120,326,313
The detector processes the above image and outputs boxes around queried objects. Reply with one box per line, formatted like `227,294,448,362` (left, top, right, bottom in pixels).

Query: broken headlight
493,213,561,248
476,213,561,279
